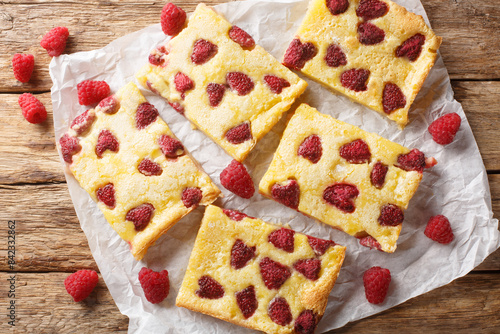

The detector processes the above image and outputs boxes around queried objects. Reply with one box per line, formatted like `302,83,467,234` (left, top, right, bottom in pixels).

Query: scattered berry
397,149,426,173
263,75,290,94
226,72,254,96
358,22,385,45
158,134,184,158
64,269,99,302
207,83,225,107
18,93,47,124
307,235,336,255
59,133,81,163
174,72,194,94
231,239,256,269
225,122,252,144
268,297,292,326
341,68,370,92
97,95,119,114
96,183,116,208
181,187,202,208
359,235,382,250
135,102,159,129
424,215,454,244
294,258,321,281
236,286,258,319
161,3,186,36
378,204,404,226
340,139,371,164
268,228,295,253
356,0,389,20
428,113,462,145
295,310,317,334
326,0,349,15
220,160,255,199
71,109,95,135
196,275,224,299
370,161,388,189
191,39,218,65
77,80,110,106
383,83,406,114
259,257,291,290
12,54,34,83
298,134,323,164
325,44,347,68
126,203,155,231
229,26,255,48
138,267,170,304
283,39,318,70
223,209,249,221
363,266,391,304
396,34,426,62
271,180,300,209
40,26,69,57
95,129,119,158
138,158,163,176
323,183,359,213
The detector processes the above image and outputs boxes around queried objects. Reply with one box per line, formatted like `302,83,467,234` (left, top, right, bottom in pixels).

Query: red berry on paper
363,266,391,304
428,113,462,145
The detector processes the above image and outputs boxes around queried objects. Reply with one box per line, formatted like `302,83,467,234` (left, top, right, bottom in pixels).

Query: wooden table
1,0,499,332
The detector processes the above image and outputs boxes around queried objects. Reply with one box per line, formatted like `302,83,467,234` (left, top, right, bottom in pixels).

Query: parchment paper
49,0,500,333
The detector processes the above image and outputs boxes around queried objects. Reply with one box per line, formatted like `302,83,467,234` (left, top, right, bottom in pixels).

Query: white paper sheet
49,0,500,333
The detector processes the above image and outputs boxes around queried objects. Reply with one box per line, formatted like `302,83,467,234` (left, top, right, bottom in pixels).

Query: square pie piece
58,82,221,260
136,3,308,161
283,0,442,127
176,205,345,334
259,104,428,253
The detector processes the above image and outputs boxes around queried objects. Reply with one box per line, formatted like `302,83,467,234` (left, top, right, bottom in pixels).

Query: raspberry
356,0,389,20
126,203,155,231
138,158,163,176
396,34,426,62
97,95,119,114
263,75,290,94
307,235,336,255
383,83,406,114
268,228,295,253
283,39,318,70
378,204,404,226
18,93,47,124
370,161,388,189
59,133,81,163
230,239,256,269
340,68,370,92
12,54,34,83
428,113,462,145
326,0,349,15
294,258,321,280
196,275,224,299
64,270,98,302
225,122,252,144
138,267,170,304
168,101,185,115
135,102,159,129
40,26,69,57
160,3,186,36
158,135,185,158
220,160,255,199
325,44,347,68
71,109,96,135
223,209,249,221
207,83,226,107
271,180,300,209
181,187,202,208
358,22,385,45
363,266,391,304
174,72,194,94
259,257,291,290
295,310,317,334
340,139,371,164
397,149,426,173
268,297,292,326
323,183,359,213
191,39,218,65
298,134,323,164
226,72,254,96
359,235,382,251
96,183,115,208
424,215,454,244
235,286,258,319
146,80,160,95
148,53,165,66
229,26,255,48
77,80,111,106
95,129,119,158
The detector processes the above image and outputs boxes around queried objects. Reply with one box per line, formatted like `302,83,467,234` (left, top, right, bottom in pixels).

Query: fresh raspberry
263,75,290,94
397,149,426,173
370,161,388,189
294,258,321,281
126,203,155,231
174,72,194,94
225,122,252,144
207,83,226,107
223,209,249,221
323,183,359,213
326,0,349,15
268,297,292,326
359,235,382,251
231,239,256,269
383,83,406,114
268,228,295,253
12,54,34,83
59,133,81,163
160,3,186,36
64,270,98,302
271,180,300,209
340,139,371,164
358,22,385,45
138,267,170,304
228,26,255,48
97,95,119,114
396,34,426,62
378,204,404,226
70,109,96,135
424,215,454,244
340,68,370,92
298,134,323,164
259,257,291,290
325,44,347,68
428,113,462,145
191,39,218,65
158,135,185,158
135,102,159,129
226,72,254,96
295,310,317,334
196,275,224,299
77,80,110,106
181,187,202,208
95,129,119,158
168,101,185,115
220,160,255,199
18,93,47,124
40,26,69,57
356,0,389,21
307,235,336,255
138,158,163,176
235,286,258,319
363,266,391,304
96,183,115,208
283,39,318,70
